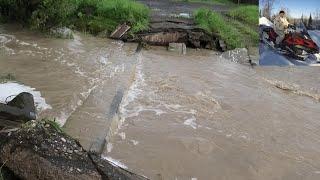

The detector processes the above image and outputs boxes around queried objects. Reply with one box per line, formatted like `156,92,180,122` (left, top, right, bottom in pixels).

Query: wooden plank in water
110,24,131,39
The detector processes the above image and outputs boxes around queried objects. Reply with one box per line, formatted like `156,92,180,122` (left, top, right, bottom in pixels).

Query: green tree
308,13,313,29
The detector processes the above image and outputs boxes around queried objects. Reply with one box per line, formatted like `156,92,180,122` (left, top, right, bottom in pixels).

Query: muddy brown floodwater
1,25,320,180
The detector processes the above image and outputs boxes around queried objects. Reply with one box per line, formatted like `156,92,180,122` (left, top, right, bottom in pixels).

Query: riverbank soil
0,120,148,180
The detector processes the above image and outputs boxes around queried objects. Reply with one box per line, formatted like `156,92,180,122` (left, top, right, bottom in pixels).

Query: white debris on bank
101,156,128,169
0,82,52,111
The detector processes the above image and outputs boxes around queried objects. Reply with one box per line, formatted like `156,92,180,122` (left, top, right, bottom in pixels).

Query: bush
228,5,258,26
0,0,150,34
194,8,243,49
96,0,150,33
0,0,35,23
30,0,80,30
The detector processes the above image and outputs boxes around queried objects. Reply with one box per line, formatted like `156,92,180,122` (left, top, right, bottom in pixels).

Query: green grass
194,8,243,49
43,118,64,133
228,5,258,26
229,19,258,46
178,0,234,5
0,0,150,36
95,0,150,34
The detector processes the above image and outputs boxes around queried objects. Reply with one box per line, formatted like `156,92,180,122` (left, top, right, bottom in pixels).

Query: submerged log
0,120,149,180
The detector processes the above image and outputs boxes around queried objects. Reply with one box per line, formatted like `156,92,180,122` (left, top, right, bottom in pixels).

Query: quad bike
260,24,319,60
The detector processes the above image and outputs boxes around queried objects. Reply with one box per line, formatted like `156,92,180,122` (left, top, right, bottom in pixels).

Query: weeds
194,8,243,49
43,118,64,133
180,0,234,5
228,5,258,26
0,0,150,35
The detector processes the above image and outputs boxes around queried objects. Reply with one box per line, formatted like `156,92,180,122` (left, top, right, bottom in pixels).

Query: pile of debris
110,16,226,52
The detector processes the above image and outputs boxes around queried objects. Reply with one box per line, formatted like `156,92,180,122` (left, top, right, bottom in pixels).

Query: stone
168,43,187,55
220,48,250,64
50,27,74,39
0,92,36,123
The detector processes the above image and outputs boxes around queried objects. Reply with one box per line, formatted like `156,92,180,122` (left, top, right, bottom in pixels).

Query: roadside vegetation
227,5,258,26
181,0,234,5
194,8,243,49
0,0,150,36
194,5,258,49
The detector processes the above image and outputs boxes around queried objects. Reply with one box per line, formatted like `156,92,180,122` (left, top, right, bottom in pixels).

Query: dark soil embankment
0,120,148,180
123,16,222,50
128,0,233,50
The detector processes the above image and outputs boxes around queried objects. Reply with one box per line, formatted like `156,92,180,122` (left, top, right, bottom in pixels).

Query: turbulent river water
1,25,320,180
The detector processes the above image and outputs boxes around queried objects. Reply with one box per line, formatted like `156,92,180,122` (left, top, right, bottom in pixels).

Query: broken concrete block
220,48,250,64
110,24,131,39
168,43,186,55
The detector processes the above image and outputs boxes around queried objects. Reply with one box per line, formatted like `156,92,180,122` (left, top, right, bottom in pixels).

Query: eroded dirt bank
0,120,147,180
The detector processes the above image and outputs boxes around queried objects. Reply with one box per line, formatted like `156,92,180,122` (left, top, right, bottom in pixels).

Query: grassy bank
0,0,150,36
227,5,258,26
179,0,234,5
194,7,258,49
194,8,243,49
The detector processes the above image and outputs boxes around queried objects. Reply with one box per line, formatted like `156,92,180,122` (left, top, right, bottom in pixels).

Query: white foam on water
183,116,197,129
125,105,166,118
130,140,139,145
105,54,145,143
118,132,126,140
118,53,145,122
19,41,31,46
57,112,68,126
101,156,128,169
0,82,52,111
99,55,109,65
107,142,113,153
0,34,16,54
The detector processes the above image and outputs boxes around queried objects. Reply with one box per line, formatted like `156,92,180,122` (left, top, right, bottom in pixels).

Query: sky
259,0,320,19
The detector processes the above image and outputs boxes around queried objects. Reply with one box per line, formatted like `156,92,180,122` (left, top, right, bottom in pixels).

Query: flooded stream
1,25,320,180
